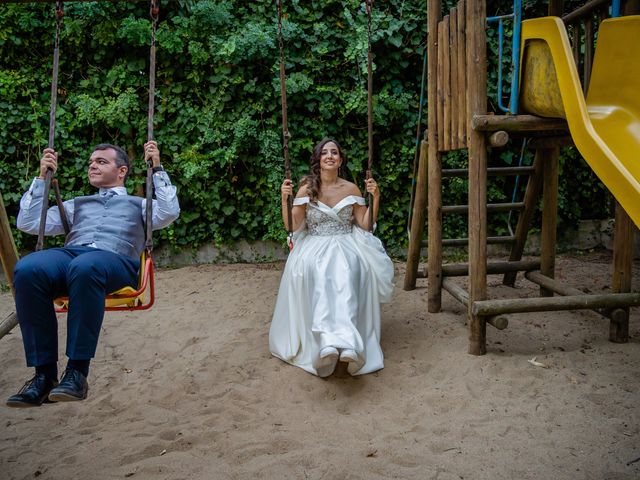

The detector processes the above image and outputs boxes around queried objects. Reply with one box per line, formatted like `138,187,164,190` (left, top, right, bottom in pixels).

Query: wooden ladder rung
443,202,524,214
442,166,535,178
421,235,515,248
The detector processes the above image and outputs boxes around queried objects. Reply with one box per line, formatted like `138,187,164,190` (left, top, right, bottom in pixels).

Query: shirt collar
99,187,127,197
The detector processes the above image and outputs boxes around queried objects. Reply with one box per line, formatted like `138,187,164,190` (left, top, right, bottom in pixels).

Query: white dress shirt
17,170,180,236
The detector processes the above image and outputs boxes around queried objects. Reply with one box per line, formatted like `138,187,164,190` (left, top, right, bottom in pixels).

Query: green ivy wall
0,0,610,257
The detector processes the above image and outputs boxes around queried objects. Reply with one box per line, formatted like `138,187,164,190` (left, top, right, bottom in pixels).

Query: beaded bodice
307,204,353,236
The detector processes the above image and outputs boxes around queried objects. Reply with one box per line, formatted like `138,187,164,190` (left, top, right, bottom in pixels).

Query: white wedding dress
269,195,394,377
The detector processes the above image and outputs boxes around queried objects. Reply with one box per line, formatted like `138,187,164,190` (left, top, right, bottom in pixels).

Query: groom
6,141,180,408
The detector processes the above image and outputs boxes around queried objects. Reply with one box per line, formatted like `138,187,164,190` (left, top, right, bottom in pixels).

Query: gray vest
65,194,146,259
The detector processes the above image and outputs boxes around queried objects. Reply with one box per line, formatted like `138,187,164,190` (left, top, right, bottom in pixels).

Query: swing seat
54,250,155,312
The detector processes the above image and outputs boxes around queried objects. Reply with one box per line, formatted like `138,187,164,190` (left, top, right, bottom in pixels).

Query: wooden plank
610,202,633,342
443,15,452,152
472,115,568,132
450,8,459,150
503,146,544,286
404,139,429,290
457,0,467,147
540,147,560,297
437,21,445,151
427,0,442,311
466,0,487,355
473,292,640,316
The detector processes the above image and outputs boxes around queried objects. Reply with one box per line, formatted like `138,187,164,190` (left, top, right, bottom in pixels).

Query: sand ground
1,252,639,480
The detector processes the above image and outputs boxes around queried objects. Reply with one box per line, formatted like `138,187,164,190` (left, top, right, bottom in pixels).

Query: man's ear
118,166,128,180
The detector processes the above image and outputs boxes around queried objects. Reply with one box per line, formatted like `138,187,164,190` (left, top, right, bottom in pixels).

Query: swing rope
276,1,377,236
145,0,160,253
276,0,294,248
37,0,69,251
365,0,374,232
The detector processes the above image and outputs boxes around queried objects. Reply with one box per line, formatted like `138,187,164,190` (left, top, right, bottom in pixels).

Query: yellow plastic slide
518,16,640,228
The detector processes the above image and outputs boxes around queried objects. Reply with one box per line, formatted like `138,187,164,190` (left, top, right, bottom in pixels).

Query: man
6,141,180,407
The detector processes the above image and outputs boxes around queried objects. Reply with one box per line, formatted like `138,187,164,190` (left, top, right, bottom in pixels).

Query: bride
269,138,394,377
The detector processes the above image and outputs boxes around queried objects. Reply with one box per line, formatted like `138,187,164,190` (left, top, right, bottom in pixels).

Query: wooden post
404,137,429,290
0,193,18,295
466,0,487,355
540,147,559,297
503,149,544,286
610,202,633,342
0,192,19,339
548,0,564,16
427,0,442,312
427,138,443,312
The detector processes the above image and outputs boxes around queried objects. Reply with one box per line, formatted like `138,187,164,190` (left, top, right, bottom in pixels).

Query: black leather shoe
6,374,59,408
48,369,88,402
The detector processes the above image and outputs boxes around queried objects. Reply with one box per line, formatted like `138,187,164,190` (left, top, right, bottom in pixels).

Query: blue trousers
13,246,140,367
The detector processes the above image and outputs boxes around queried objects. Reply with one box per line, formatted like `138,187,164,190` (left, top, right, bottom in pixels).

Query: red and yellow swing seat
54,250,155,312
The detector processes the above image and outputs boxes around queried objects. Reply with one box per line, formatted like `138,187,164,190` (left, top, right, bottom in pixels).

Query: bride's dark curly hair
300,138,348,203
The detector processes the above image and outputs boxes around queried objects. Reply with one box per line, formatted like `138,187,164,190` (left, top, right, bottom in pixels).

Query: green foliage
0,0,611,257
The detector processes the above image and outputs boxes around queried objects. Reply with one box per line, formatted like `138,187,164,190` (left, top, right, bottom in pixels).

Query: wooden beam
503,149,544,286
563,0,610,24
404,139,429,290
442,166,534,177
0,312,18,341
441,260,540,277
472,115,568,132
421,235,515,247
442,202,524,215
442,279,508,329
473,292,640,316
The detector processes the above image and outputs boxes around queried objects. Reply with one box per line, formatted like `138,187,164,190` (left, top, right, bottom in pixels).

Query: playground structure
405,0,640,354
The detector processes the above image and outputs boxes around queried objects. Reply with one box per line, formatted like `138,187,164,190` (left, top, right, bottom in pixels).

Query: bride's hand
281,179,293,202
364,177,379,198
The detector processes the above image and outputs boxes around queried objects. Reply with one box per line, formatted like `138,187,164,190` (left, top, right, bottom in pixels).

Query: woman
269,138,394,377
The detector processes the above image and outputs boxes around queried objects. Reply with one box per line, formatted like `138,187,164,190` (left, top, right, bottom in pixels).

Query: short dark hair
92,143,131,181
